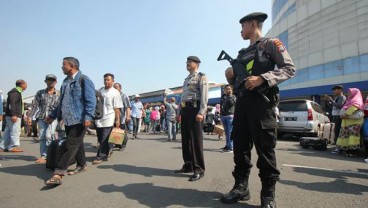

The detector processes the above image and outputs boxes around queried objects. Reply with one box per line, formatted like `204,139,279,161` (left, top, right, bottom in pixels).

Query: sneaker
331,149,340,154
32,137,40,143
222,149,233,153
364,158,368,163
220,146,228,150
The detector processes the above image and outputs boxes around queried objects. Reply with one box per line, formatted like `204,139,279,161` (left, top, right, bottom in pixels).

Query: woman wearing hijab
335,88,364,157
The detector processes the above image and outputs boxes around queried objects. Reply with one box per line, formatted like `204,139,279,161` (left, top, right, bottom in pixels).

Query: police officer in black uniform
220,12,295,208
174,56,209,181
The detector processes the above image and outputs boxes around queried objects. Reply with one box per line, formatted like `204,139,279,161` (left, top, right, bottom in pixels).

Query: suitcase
203,123,214,133
299,137,327,151
46,139,75,169
318,123,335,144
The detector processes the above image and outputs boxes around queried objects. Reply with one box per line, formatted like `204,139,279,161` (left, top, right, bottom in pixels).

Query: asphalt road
0,132,368,208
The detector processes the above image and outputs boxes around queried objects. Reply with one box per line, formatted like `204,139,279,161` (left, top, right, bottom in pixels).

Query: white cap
135,94,140,98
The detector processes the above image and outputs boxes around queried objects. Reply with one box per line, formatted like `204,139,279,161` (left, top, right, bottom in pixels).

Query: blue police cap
239,12,268,23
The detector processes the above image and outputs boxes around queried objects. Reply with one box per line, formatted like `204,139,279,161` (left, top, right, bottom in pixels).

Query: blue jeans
167,120,176,140
38,119,58,158
363,117,368,138
0,116,21,150
221,116,234,150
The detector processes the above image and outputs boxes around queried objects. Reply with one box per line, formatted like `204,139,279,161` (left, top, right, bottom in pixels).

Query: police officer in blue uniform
220,12,295,208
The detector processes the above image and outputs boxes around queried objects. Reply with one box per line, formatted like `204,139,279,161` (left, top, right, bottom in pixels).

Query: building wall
268,0,368,99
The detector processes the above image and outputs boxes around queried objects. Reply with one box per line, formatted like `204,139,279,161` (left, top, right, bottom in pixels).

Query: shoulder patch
273,38,286,53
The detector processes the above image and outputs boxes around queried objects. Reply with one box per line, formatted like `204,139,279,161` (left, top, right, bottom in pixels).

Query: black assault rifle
217,50,270,102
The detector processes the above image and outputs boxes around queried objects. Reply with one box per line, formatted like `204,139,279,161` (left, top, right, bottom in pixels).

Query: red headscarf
342,88,364,110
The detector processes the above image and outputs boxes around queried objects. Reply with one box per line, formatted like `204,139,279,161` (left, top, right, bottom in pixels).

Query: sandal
35,158,46,164
68,165,87,175
45,175,62,185
92,159,103,165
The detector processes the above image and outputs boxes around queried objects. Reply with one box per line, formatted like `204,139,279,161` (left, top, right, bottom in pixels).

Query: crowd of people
1,11,368,208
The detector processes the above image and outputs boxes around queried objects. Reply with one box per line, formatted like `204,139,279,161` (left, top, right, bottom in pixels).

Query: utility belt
181,100,200,108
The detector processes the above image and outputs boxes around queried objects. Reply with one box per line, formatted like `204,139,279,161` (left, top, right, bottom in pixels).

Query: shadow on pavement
0,163,51,181
171,146,223,153
280,178,368,195
288,166,368,180
98,182,255,208
97,164,188,178
280,166,368,194
0,154,38,162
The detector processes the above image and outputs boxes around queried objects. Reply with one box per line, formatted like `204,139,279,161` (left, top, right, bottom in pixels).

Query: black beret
332,85,343,90
187,56,201,63
239,12,268,23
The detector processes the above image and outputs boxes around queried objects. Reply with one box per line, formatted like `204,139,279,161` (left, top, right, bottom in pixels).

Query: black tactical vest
237,38,280,104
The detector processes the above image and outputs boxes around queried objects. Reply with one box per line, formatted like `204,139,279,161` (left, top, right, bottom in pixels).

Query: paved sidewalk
0,133,368,208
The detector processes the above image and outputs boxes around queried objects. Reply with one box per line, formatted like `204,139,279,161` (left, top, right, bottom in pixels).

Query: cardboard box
108,128,125,145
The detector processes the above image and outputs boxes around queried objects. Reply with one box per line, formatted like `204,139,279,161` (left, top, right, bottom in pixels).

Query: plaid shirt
30,88,60,120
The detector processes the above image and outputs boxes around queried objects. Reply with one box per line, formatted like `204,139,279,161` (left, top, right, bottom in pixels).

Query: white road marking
283,164,368,177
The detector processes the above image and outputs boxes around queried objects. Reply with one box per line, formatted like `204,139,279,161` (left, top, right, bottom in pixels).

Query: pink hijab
342,88,364,110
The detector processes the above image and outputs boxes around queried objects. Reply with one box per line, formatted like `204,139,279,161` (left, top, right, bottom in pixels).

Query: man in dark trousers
175,56,208,181
326,85,346,148
220,13,295,208
45,57,96,185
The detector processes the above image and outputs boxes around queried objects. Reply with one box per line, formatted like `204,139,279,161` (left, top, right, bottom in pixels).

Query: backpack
80,75,104,120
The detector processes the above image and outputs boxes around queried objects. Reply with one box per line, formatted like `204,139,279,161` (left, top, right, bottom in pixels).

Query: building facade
267,0,368,101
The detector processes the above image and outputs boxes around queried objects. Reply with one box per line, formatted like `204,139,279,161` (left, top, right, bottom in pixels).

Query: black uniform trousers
232,92,280,181
180,102,205,174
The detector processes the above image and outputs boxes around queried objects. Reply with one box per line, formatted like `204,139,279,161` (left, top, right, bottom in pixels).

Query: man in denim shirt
45,57,96,185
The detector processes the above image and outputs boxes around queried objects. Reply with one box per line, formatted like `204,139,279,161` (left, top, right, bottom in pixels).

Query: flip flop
45,176,62,185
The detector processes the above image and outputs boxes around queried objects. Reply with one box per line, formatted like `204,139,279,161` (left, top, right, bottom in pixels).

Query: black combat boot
260,180,276,208
220,172,250,204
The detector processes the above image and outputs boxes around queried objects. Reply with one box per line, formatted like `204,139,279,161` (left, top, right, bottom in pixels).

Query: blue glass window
309,65,324,80
278,30,288,49
298,68,309,82
360,54,368,72
324,60,344,78
272,0,289,22
343,57,360,74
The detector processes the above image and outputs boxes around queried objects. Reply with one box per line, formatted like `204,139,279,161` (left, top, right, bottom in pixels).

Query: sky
0,0,272,99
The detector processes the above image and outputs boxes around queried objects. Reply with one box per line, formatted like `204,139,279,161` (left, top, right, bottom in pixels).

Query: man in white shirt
92,73,123,164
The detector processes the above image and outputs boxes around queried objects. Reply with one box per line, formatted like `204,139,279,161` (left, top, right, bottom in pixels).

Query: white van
278,99,330,137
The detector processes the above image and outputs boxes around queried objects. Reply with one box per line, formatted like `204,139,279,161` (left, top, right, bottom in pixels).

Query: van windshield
279,101,308,111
